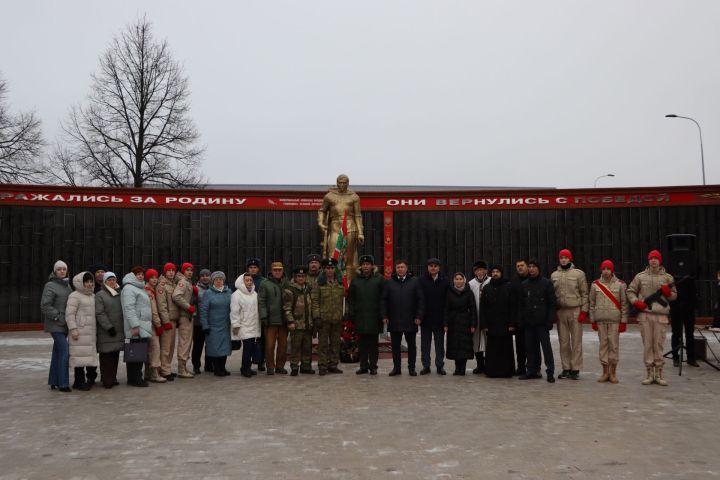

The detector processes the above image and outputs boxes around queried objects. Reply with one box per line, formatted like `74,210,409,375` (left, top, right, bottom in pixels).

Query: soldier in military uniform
311,258,345,375
283,266,315,376
306,254,322,289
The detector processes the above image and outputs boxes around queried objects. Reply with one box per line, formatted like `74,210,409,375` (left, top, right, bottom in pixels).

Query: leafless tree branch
50,16,206,188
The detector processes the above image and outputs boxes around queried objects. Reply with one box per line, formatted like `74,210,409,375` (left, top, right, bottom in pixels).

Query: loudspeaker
666,234,697,278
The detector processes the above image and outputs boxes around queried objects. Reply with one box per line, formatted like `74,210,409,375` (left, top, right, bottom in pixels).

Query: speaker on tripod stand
664,234,699,375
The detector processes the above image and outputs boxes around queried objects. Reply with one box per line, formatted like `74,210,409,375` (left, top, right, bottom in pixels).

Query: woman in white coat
230,273,262,377
66,272,98,391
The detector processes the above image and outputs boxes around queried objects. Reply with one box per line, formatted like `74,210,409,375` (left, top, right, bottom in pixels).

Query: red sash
593,280,621,310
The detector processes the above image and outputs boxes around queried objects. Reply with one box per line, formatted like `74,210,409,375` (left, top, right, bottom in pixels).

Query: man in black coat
518,259,556,383
418,258,450,375
382,259,425,376
509,258,529,375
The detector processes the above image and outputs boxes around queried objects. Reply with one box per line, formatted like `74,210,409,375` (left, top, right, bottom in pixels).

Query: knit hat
89,263,109,274
209,271,226,283
600,260,614,273
527,259,541,269
163,262,176,274
648,250,662,263
472,260,488,270
131,266,144,275
180,262,193,273
559,249,573,261
53,260,68,273
145,268,159,280
199,269,211,277
489,264,503,274
102,272,117,282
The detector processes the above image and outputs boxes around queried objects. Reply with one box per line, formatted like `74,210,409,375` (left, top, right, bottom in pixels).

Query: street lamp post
665,114,706,185
593,173,615,188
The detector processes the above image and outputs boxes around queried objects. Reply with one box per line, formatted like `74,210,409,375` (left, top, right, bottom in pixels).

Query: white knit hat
53,260,68,272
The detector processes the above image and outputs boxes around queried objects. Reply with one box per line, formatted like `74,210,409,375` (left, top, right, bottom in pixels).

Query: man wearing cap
283,266,315,376
246,258,266,371
156,263,179,380
510,259,530,375
172,263,197,378
589,260,628,384
348,254,385,375
311,258,346,375
258,261,289,375
306,254,322,289
418,258,450,375
627,250,677,386
469,260,491,374
192,269,212,374
383,259,424,376
519,259,556,383
550,249,589,380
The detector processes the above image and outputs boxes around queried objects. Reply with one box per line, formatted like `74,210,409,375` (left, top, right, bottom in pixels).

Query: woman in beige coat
66,272,98,391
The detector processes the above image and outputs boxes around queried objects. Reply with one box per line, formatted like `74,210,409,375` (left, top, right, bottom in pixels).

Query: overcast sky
2,1,719,189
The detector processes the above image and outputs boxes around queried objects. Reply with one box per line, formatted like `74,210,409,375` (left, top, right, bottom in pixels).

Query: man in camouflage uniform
306,254,322,289
311,258,345,375
283,266,315,376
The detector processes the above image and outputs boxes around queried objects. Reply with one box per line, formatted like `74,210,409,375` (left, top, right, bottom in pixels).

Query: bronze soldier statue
318,174,364,283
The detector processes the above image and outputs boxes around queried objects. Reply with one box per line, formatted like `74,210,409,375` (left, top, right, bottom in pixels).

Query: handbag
231,339,243,351
123,338,149,363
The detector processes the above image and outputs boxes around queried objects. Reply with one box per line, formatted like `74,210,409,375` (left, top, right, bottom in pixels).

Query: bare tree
0,75,44,183
53,17,205,187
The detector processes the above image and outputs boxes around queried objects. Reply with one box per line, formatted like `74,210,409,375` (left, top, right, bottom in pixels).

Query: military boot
641,366,654,385
608,364,619,384
597,364,609,383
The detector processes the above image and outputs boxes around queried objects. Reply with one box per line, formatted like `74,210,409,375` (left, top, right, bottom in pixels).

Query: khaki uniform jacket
589,275,628,324
283,281,313,330
144,285,162,328
627,267,677,317
156,275,179,324
172,276,195,320
311,275,345,325
551,264,589,311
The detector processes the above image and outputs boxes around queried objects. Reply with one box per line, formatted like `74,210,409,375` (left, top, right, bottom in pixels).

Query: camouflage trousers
289,329,313,369
317,322,341,369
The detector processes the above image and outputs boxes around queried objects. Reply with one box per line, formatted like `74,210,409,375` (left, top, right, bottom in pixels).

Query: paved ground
0,327,719,480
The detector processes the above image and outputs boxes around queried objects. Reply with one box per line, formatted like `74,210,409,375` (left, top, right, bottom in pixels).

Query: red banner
1,185,719,211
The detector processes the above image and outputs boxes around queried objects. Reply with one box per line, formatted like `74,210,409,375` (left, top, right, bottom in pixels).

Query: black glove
108,327,117,337
203,329,210,335
547,323,554,331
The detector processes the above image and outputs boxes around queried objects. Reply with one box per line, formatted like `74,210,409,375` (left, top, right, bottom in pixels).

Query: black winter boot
472,352,484,374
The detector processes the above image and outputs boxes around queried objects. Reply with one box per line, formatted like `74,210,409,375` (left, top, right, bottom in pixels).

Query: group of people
40,247,682,392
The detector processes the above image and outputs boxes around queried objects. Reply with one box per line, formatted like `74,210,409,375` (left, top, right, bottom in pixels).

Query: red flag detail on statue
333,211,349,295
